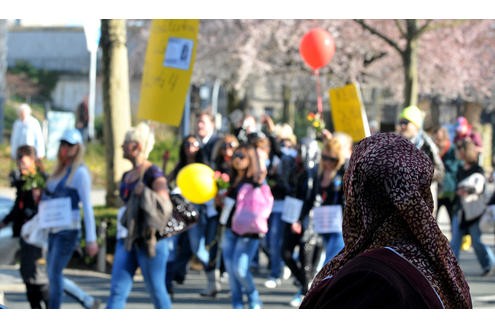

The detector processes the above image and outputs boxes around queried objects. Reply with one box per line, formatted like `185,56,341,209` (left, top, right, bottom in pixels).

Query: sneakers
264,278,282,289
90,299,101,309
289,292,303,308
250,303,262,309
482,267,495,277
283,266,292,280
220,272,229,284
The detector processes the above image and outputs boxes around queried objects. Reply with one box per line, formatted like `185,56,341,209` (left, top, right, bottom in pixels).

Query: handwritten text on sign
38,197,73,229
138,20,199,127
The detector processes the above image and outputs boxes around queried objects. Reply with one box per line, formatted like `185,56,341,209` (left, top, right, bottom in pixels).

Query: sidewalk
0,187,106,206
2,246,495,309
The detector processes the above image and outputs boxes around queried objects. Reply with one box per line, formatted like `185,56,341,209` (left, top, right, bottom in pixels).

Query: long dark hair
229,142,263,190
167,135,207,184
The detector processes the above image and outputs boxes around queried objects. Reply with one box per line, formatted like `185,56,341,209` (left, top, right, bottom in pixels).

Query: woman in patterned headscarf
300,133,471,309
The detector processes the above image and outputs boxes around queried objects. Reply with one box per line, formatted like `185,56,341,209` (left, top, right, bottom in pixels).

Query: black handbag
160,193,199,238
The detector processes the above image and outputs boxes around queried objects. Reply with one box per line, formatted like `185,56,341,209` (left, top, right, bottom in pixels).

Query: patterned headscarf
311,133,471,309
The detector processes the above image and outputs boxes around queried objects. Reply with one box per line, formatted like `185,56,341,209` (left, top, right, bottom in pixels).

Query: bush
149,139,180,175
75,205,119,270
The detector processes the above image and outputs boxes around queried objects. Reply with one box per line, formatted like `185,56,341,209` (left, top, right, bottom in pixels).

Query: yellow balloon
177,163,218,204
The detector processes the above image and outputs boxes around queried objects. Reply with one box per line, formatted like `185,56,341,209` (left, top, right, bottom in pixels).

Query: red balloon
299,28,336,70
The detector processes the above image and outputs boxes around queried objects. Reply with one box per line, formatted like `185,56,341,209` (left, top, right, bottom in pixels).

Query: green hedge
77,205,119,269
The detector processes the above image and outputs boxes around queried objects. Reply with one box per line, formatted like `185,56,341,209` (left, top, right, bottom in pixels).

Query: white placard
312,205,343,233
206,199,218,218
163,37,193,70
281,196,304,223
219,197,235,225
38,197,73,229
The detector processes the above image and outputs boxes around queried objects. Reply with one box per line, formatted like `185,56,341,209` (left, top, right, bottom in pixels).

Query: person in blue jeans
0,144,99,309
450,138,495,276
108,238,171,308
191,203,222,297
165,135,207,287
44,129,99,308
311,137,347,270
167,203,220,297
264,135,298,289
106,122,172,309
222,228,261,308
221,142,268,309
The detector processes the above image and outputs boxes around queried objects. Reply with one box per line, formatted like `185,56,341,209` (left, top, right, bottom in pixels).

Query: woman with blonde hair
106,122,173,308
312,137,348,268
44,129,99,308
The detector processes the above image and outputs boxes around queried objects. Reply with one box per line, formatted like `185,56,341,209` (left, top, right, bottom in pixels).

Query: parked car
0,196,19,265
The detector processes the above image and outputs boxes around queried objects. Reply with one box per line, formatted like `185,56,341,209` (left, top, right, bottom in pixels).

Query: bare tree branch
394,20,406,38
354,19,403,54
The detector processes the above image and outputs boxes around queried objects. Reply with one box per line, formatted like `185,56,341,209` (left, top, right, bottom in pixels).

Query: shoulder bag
459,172,487,221
162,192,199,238
122,165,173,256
20,214,48,249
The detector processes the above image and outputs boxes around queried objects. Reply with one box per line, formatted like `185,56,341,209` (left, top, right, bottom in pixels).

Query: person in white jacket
10,103,45,160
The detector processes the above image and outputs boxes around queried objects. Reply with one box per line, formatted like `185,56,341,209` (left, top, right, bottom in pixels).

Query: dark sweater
300,247,444,309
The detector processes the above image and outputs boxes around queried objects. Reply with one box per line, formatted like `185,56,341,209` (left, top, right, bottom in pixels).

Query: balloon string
314,70,323,114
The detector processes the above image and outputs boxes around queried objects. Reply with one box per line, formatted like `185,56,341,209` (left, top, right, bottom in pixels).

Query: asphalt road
2,190,495,309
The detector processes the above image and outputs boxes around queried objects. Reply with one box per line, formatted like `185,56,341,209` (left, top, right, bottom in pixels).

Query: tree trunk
282,84,295,126
402,20,420,108
100,19,132,207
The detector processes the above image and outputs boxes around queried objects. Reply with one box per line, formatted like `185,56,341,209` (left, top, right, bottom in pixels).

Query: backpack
232,183,274,235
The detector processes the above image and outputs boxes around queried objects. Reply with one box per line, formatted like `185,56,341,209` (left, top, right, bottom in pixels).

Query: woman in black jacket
0,145,48,308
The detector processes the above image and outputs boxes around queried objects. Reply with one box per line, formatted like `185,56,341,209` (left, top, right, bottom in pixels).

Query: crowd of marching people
2,102,494,309
159,105,494,309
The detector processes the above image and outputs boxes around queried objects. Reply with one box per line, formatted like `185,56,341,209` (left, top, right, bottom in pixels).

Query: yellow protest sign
138,19,199,126
329,83,370,143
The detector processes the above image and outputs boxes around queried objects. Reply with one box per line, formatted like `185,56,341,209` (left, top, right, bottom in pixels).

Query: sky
3,0,492,21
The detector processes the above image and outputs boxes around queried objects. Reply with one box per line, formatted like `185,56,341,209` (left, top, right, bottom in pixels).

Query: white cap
60,129,83,145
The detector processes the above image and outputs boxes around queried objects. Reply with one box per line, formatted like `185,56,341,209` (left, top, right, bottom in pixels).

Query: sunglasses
184,141,200,148
399,119,410,126
60,140,77,147
222,142,237,149
233,152,246,160
321,154,338,163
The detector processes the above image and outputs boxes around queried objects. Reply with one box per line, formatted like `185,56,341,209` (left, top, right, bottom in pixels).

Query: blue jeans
320,232,345,266
172,205,210,280
63,277,95,308
265,211,284,279
187,205,209,265
46,229,79,309
222,228,261,309
106,238,171,309
450,214,495,271
172,205,220,273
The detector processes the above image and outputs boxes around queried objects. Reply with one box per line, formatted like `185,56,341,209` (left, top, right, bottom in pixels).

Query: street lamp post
84,20,101,141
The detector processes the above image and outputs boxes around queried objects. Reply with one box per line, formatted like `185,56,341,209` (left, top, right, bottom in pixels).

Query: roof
7,26,90,73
